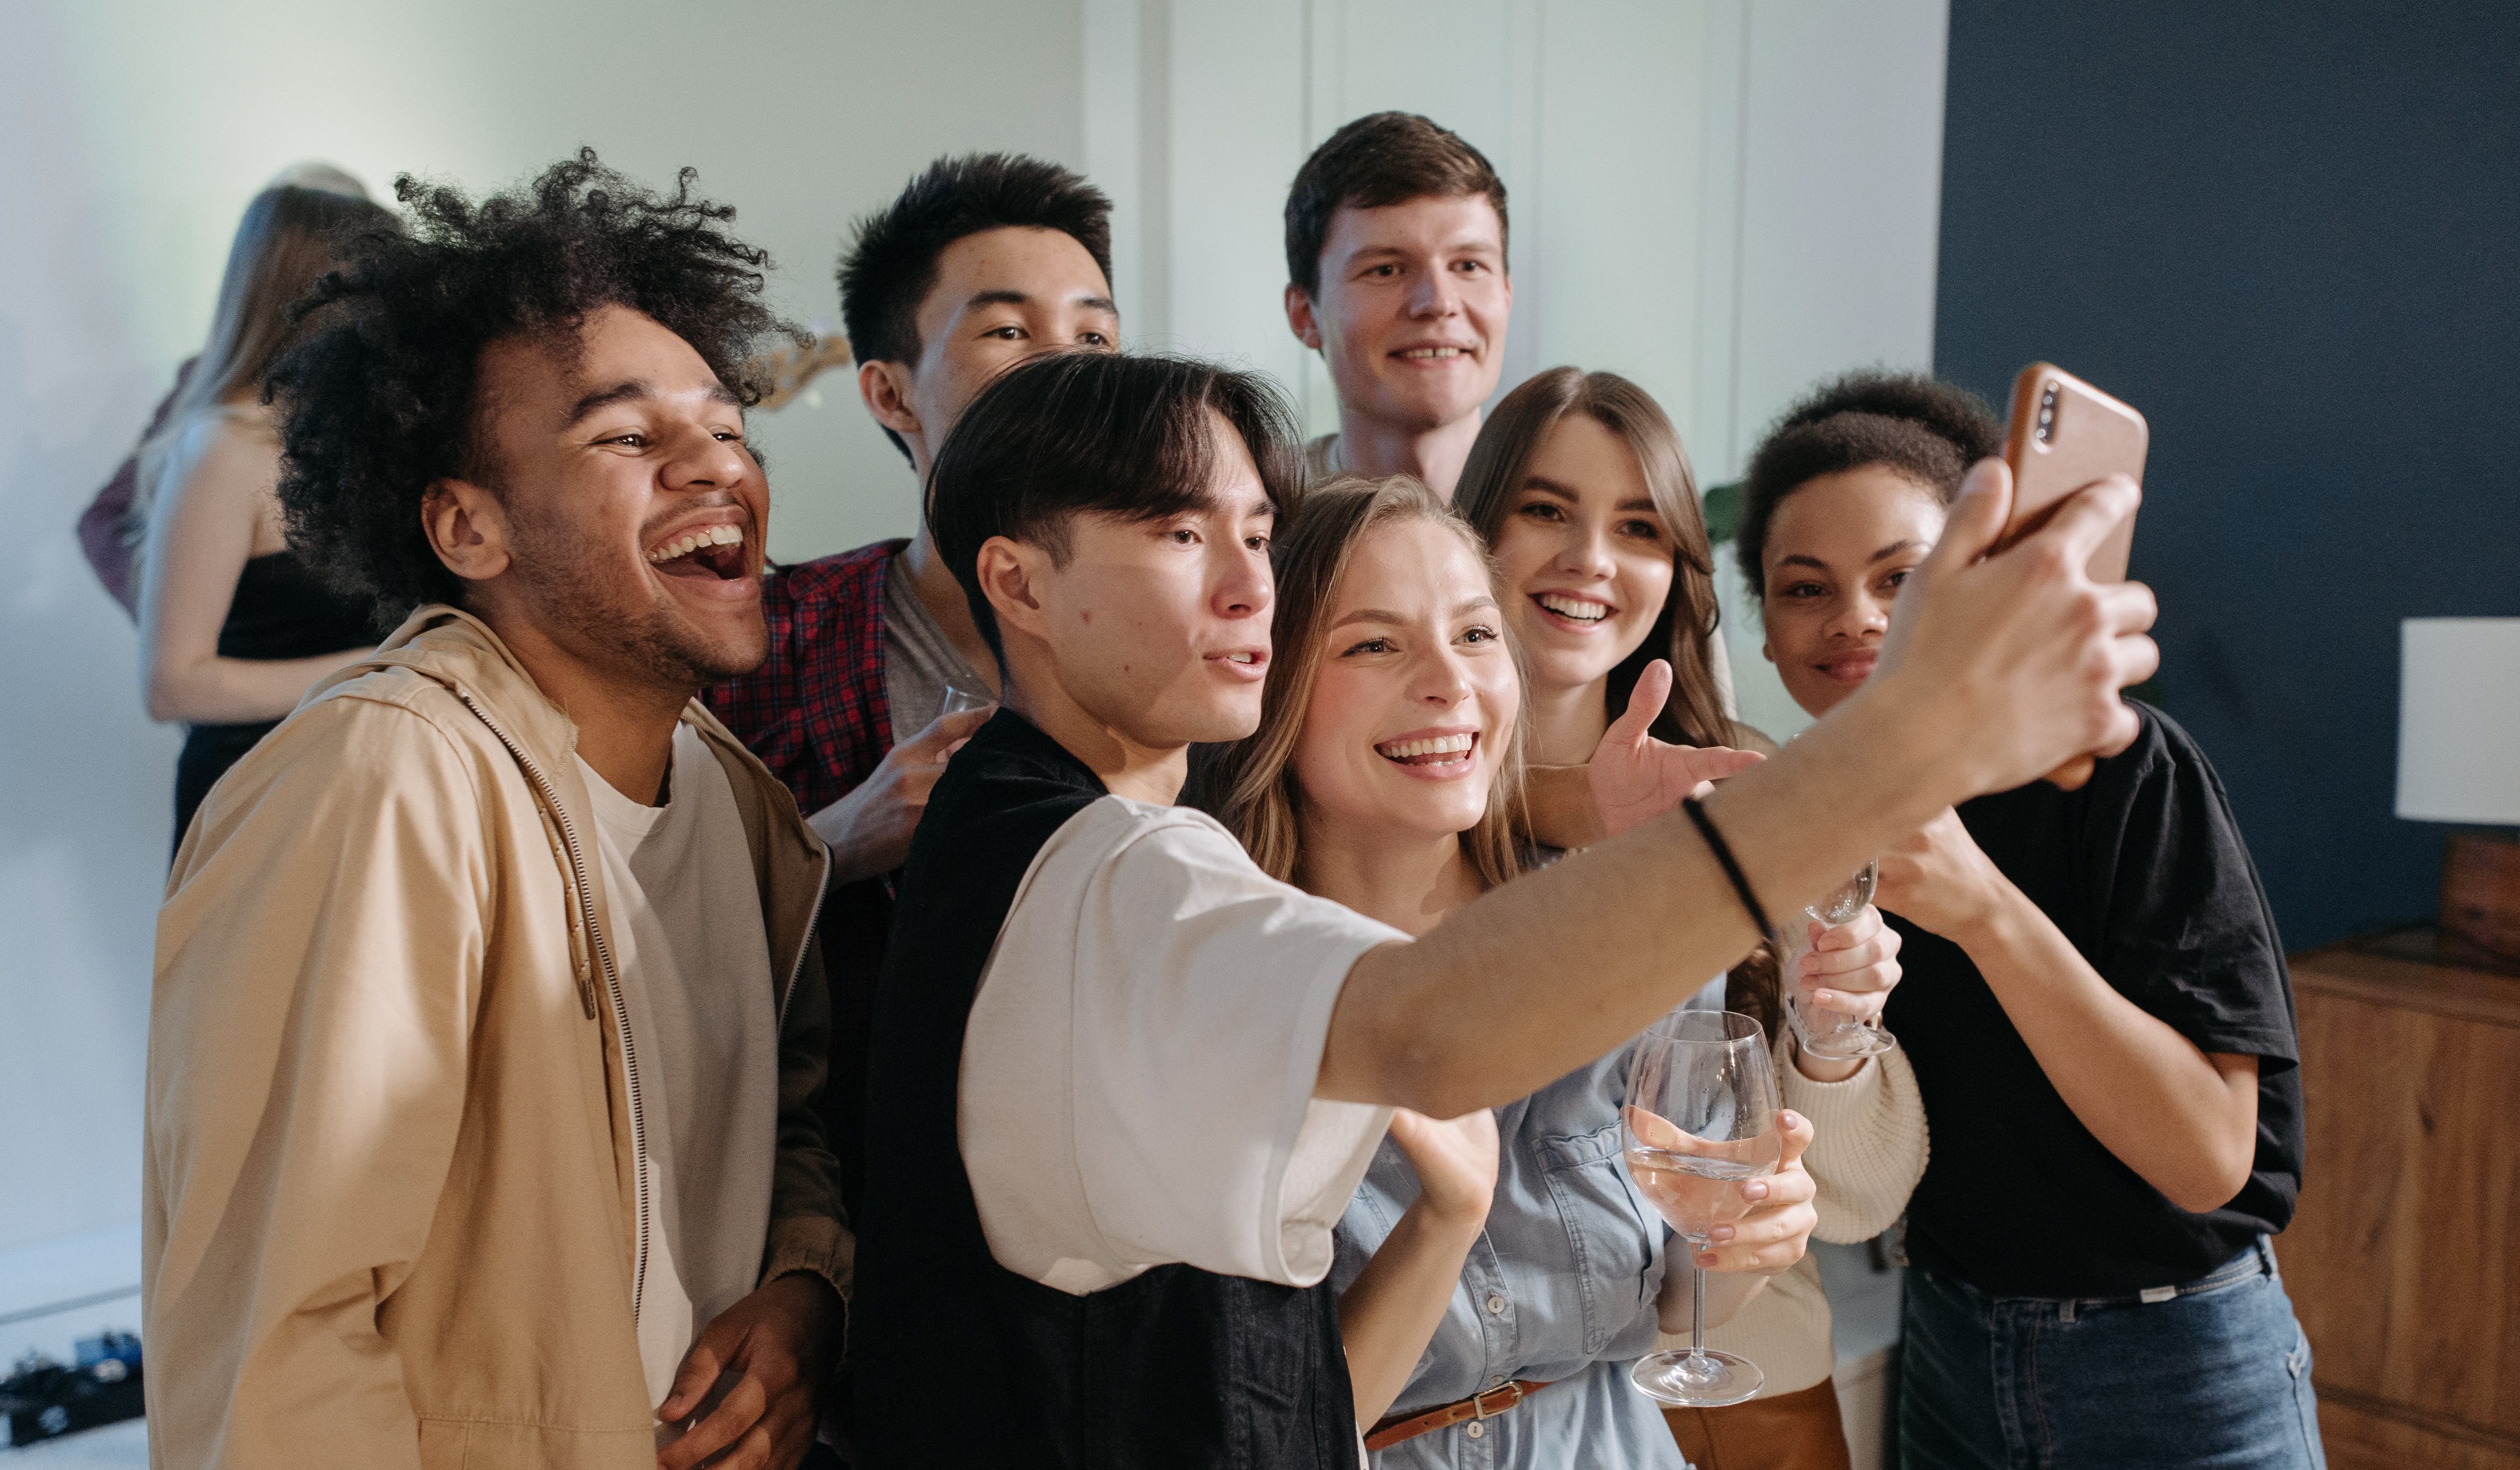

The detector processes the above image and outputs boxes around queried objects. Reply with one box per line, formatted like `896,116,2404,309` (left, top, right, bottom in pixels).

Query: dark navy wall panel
1934,1,2520,948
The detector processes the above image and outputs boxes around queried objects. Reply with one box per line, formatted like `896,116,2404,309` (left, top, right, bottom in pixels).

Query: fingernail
1708,1226,1735,1243
1740,1181,1768,1202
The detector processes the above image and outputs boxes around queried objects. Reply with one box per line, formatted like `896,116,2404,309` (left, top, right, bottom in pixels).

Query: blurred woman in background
135,176,397,847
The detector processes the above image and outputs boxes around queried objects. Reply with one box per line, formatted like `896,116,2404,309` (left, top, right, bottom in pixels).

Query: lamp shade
2396,618,2520,824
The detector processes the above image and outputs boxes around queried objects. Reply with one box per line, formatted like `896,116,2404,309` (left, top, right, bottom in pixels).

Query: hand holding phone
2000,363,2148,790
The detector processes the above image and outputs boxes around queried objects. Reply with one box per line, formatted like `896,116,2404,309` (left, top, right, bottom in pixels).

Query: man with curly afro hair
144,151,850,1470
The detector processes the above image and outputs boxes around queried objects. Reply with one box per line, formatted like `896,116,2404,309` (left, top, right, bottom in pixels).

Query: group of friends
111,112,2321,1470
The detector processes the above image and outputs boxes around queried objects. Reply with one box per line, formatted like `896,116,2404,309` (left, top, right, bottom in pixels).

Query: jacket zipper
779,845,831,1032
454,689,653,1322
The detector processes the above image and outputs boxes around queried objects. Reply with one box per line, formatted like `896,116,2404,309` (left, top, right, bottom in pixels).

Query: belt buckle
1471,1382,1526,1420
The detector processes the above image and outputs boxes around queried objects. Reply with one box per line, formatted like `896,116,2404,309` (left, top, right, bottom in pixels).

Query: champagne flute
1622,1009,1784,1408
1781,860,1895,1060
938,681,994,721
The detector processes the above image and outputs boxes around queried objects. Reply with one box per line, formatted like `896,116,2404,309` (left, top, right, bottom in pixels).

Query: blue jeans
1899,1238,2325,1469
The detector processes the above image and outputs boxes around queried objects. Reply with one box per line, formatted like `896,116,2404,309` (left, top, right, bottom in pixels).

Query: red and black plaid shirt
706,537,907,815
705,536,908,1223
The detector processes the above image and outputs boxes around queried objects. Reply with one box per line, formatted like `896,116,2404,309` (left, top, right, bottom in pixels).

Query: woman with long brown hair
136,178,397,846
1213,474,1852,1466
1453,369,1929,1468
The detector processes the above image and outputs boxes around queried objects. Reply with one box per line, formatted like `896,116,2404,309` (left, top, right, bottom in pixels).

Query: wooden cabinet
2283,930,2520,1470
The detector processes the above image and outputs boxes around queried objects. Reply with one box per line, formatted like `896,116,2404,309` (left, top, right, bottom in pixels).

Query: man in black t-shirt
1738,368,2324,1470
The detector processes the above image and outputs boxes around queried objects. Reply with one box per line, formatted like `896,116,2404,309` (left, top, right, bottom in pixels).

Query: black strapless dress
172,551,376,850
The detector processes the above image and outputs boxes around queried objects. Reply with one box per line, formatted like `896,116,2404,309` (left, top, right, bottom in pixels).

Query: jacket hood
311,604,583,775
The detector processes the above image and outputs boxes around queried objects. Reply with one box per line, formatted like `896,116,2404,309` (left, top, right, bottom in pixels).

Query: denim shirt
1330,1041,1687,1469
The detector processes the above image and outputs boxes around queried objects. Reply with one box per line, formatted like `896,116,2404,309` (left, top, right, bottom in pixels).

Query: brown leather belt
1364,1379,1553,1450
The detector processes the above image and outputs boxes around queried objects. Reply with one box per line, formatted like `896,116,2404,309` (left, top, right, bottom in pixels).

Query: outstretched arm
1319,466,2159,1117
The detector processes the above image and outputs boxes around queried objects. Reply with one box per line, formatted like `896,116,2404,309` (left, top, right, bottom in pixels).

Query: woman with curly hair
1738,371,2320,1469
134,177,398,846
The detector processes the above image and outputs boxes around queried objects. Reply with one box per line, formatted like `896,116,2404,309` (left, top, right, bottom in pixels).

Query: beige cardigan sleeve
1777,1035,1929,1245
144,698,488,1470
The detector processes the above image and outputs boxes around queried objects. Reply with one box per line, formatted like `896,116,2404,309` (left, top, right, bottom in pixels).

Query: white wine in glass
1622,1009,1784,1409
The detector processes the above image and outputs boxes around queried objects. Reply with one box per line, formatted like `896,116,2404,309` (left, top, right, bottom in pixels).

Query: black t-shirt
1881,702,2305,1298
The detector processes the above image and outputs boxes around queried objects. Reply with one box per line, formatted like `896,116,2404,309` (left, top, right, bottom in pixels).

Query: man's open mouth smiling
646,522,749,581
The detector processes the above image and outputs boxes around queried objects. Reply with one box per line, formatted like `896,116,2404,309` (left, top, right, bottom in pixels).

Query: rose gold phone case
2001,362,2147,582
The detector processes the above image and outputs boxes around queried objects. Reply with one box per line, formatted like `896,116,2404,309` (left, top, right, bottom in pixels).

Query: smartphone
2000,362,2146,582
2000,363,2148,789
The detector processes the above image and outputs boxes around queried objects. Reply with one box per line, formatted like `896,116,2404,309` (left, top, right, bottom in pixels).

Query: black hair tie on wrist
1682,795,1774,943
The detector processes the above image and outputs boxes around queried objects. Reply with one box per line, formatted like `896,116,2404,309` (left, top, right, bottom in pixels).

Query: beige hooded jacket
143,606,848,1470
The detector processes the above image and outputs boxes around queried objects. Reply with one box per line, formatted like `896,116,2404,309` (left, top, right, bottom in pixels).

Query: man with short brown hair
1283,112,1511,499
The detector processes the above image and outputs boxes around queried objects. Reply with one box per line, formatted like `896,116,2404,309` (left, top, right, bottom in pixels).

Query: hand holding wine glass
1782,864,1901,1063
1675,1110,1815,1278
1622,1009,1788,1408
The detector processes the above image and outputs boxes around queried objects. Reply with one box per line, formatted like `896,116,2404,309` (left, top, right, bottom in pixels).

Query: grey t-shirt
883,551,991,743
1301,432,1344,487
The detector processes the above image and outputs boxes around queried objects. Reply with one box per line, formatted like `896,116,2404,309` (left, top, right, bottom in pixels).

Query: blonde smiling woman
1215,475,1893,1466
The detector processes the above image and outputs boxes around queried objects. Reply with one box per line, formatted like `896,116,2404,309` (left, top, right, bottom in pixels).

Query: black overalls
850,712,1359,1467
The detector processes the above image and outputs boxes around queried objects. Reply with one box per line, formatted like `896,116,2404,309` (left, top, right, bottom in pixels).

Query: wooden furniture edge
2290,939,2520,1030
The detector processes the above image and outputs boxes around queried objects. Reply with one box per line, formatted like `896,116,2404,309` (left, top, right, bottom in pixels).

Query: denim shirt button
1486,1293,1506,1315
1465,1421,1485,1440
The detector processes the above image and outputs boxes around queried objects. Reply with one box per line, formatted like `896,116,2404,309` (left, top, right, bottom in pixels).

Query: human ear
975,536,1053,646
858,360,923,438
423,478,513,584
1284,284,1324,351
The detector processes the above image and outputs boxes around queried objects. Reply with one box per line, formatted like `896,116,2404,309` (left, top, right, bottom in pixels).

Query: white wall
1088,0,1948,740
0,0,1946,1267
0,0,1084,1259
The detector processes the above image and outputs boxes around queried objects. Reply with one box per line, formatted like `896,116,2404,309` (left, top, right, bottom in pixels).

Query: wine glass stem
1690,1262,1709,1366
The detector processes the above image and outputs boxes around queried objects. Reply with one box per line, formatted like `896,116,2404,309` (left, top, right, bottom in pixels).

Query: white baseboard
0,1224,142,1369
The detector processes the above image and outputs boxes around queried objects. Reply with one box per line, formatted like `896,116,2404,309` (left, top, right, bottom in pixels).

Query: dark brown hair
1452,367,1744,750
1737,370,2001,598
1284,112,1508,298
1212,476,1525,890
926,352,1304,665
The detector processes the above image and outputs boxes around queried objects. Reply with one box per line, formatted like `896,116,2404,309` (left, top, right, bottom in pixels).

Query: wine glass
1781,860,1895,1060
938,681,994,721
1622,1009,1784,1408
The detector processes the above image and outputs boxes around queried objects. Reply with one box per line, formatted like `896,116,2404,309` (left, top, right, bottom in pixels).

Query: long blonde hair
130,184,398,546
1214,475,1526,890
1453,366,1746,750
